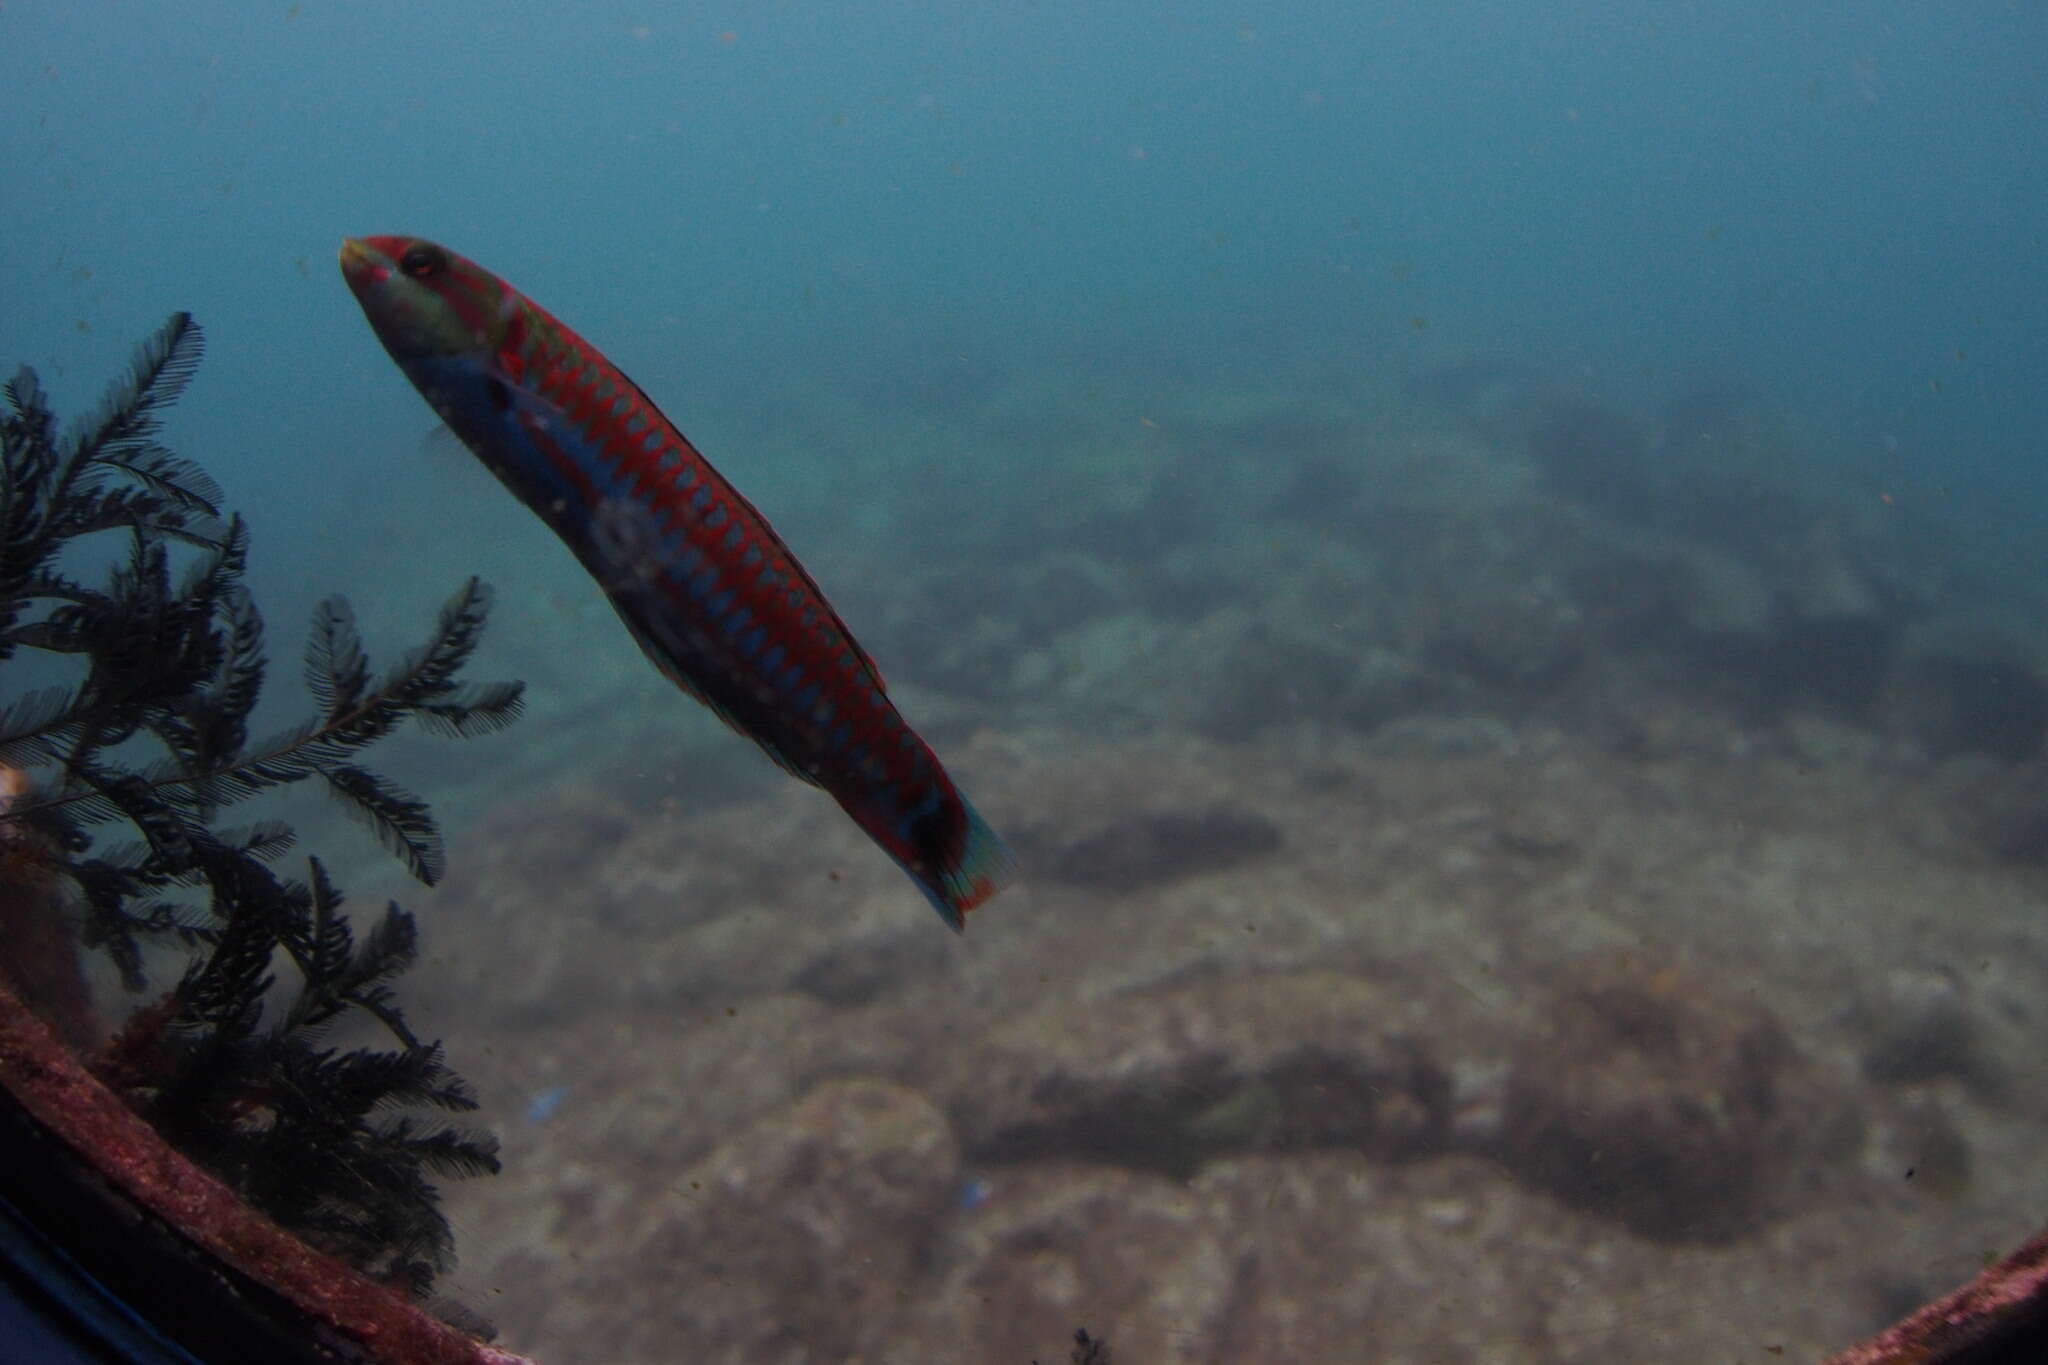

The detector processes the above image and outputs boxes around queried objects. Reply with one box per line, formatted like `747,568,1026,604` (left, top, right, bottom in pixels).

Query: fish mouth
337,237,387,292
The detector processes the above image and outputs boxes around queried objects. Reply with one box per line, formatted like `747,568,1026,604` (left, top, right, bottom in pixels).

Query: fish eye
399,243,447,278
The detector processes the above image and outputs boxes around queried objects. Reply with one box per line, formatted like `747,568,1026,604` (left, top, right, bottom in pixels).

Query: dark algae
0,314,521,1298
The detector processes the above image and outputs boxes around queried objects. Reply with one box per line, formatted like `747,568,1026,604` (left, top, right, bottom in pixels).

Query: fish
339,235,1014,929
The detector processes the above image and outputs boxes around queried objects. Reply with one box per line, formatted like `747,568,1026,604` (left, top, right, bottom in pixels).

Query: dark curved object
1,1084,306,1365
0,983,527,1365
1818,1224,2048,1365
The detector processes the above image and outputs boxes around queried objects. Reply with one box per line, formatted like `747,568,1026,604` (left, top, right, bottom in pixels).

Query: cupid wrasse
339,236,1013,929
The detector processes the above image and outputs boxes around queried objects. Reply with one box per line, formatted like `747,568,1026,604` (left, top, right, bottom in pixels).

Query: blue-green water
6,4,2048,1362
6,3,2043,579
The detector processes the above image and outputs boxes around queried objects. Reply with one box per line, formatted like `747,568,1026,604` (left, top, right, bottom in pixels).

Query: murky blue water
6,4,2047,1361
7,4,2042,573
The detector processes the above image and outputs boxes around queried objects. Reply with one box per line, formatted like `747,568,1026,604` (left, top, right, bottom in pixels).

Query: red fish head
339,235,516,362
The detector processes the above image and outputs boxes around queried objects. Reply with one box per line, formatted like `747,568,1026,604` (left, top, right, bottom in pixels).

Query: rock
1378,500,1599,695
1520,395,1654,521
1867,1096,1973,1203
946,971,1450,1178
1787,524,1881,622
1881,613,2048,760
427,774,972,1023
493,1078,957,1364
905,550,1133,701
472,995,833,1174
1861,968,1978,1087
1783,711,1882,771
1368,712,1518,758
791,925,955,1006
902,1164,1233,1365
1496,954,1836,1243
1669,543,1775,639
1191,1153,1574,1361
1057,601,1426,740
1951,759,2048,864
1488,792,1578,857
1045,805,1282,892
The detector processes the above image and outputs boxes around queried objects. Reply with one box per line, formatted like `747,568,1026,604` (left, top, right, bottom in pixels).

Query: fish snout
337,237,388,293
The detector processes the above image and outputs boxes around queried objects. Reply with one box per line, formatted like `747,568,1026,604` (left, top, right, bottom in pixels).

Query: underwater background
6,2,2048,1361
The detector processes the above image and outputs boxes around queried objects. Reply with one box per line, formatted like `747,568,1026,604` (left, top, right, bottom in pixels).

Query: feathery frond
0,316,520,1299
304,595,370,719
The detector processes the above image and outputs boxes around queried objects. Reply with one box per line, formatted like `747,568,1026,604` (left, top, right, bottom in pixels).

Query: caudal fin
911,793,1017,933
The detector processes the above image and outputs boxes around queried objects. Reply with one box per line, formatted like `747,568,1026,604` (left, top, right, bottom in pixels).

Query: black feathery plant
133,858,501,1293
0,314,521,1296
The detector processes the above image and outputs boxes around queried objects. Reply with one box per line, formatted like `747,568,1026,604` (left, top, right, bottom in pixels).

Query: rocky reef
1497,954,1840,1243
401,358,2048,1363
418,710,2047,1362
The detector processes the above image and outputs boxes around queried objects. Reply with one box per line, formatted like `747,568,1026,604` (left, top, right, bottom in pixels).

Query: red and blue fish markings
343,234,1011,921
493,298,987,911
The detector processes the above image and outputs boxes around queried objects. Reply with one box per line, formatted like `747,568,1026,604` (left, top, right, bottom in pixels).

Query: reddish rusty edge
0,979,534,1365
1816,1222,2048,1365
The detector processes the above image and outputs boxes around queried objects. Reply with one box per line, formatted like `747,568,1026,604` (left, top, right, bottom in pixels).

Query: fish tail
867,788,1013,933
918,792,1016,932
